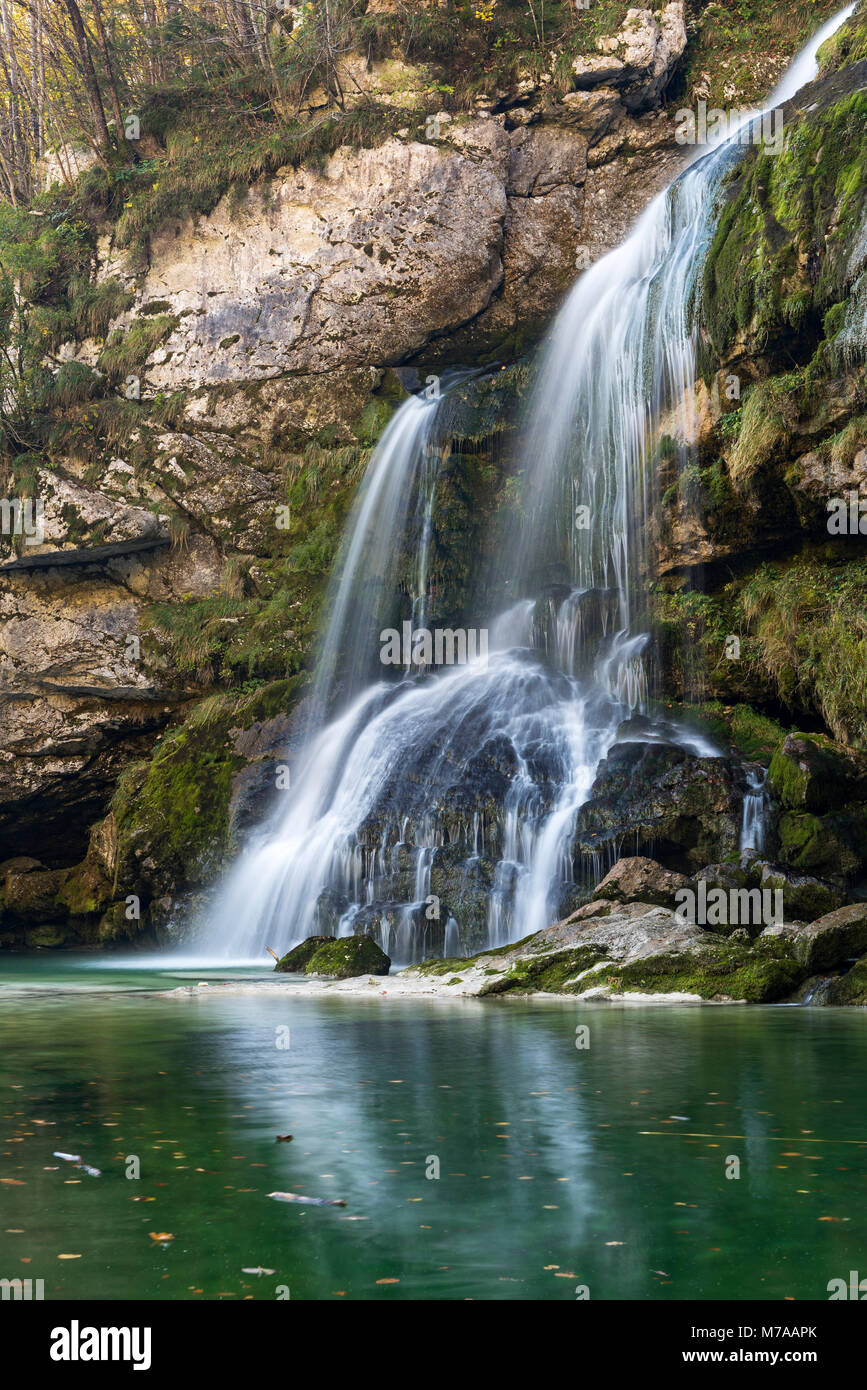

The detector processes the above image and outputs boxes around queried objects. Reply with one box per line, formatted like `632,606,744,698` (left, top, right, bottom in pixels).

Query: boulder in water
822,956,867,1006
275,935,391,979
767,903,867,974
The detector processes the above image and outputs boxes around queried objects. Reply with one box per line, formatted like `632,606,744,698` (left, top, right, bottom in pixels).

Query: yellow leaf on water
57,1254,81,1260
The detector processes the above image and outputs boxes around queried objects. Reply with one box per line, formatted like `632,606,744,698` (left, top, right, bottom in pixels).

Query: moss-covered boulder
769,733,867,813
823,955,867,1005
478,944,610,996
274,936,333,973
776,903,867,974
0,860,67,926
766,735,867,883
758,863,846,922
24,924,71,948
594,935,805,1003
275,934,391,978
776,808,867,882
462,908,809,1003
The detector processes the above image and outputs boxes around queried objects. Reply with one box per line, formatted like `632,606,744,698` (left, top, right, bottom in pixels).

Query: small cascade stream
740,768,771,854
200,7,855,966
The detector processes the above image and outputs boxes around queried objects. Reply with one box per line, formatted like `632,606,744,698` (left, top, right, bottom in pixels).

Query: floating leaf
268,1191,346,1207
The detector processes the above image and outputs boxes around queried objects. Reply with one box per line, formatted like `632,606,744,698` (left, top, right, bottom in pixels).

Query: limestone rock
407,900,807,1003
593,855,692,907
508,125,588,195
103,138,509,392
571,4,687,112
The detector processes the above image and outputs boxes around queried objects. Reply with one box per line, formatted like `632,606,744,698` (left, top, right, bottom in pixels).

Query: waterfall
740,768,770,854
304,371,476,729
198,6,856,966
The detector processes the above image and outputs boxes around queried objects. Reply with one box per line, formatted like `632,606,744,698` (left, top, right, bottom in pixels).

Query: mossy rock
478,945,608,996
274,936,333,973
783,903,867,973
701,76,867,364
275,934,391,978
96,902,147,944
758,862,846,921
24,923,71,948
0,865,67,926
777,809,867,881
729,706,788,763
56,857,113,919
769,733,867,813
824,956,867,1005
591,936,805,1003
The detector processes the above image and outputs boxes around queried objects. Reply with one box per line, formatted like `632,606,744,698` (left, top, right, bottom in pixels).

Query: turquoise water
1,953,865,1301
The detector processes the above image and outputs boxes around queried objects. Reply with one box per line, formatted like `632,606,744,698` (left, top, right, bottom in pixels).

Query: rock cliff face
1,2,865,970
73,106,684,388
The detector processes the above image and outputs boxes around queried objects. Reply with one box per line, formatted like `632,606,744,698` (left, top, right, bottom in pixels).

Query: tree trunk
62,0,111,151
90,0,125,145
0,0,26,193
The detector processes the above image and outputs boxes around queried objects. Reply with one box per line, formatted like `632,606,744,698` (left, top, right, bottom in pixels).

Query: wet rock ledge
272,857,867,1006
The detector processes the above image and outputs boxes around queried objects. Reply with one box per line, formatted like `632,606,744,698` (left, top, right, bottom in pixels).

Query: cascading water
740,769,770,854
200,6,856,966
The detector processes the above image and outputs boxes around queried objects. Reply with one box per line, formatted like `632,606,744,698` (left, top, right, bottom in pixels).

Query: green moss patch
701,84,867,364
478,945,609,996
593,937,805,1002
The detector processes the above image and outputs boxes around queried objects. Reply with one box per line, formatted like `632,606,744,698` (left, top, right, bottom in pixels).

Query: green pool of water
1,953,865,1300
